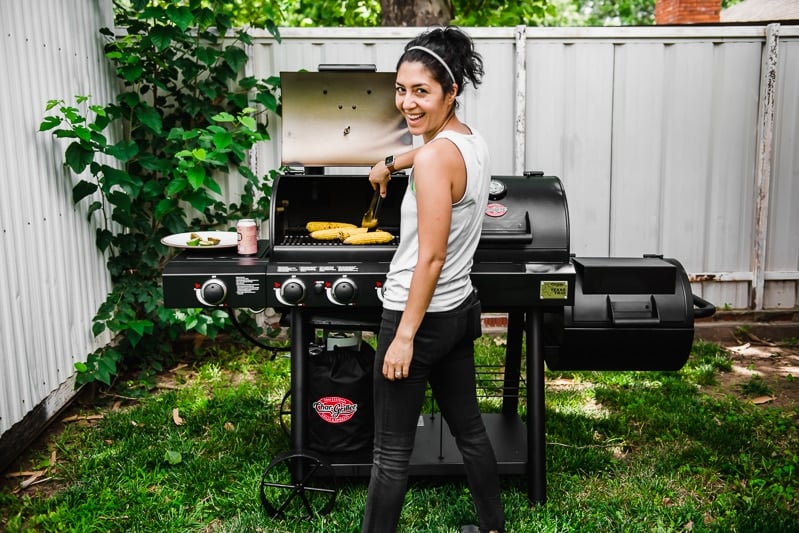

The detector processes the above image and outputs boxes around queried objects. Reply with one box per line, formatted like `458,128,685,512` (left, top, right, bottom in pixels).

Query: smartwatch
385,155,396,174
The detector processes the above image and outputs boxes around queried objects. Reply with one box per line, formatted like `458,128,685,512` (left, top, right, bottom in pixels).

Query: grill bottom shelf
316,413,528,478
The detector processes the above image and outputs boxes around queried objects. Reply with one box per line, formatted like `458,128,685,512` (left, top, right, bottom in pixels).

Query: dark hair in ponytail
398,26,484,98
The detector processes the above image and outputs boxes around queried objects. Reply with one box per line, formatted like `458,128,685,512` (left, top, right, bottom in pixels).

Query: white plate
161,231,238,249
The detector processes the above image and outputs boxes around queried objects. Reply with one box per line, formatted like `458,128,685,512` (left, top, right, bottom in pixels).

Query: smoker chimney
655,0,722,24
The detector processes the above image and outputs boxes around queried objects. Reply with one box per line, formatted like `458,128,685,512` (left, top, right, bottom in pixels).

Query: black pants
361,291,505,533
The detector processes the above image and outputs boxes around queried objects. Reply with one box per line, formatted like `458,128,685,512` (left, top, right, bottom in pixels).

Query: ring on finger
394,370,402,378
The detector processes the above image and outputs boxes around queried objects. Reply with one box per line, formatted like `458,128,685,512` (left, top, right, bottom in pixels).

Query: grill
161,66,714,517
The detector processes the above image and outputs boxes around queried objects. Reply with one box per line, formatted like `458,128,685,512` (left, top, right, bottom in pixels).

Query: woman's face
395,60,455,142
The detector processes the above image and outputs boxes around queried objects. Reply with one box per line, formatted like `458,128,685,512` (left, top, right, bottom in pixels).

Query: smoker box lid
281,68,412,167
573,257,676,294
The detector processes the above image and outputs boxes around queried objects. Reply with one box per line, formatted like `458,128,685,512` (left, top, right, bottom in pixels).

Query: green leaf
74,362,88,373
203,176,222,195
239,116,257,131
186,166,206,190
223,46,247,73
102,165,142,198
128,320,154,337
135,105,162,133
150,25,172,51
255,90,278,113
65,142,94,173
72,180,98,203
39,115,62,131
164,450,182,465
166,177,188,196
154,198,176,220
166,5,193,31
92,321,106,337
106,140,139,161
96,228,113,252
213,131,232,150
191,148,207,161
212,112,235,123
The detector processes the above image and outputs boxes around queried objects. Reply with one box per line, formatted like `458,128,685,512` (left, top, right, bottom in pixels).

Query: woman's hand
382,336,413,381
369,159,392,198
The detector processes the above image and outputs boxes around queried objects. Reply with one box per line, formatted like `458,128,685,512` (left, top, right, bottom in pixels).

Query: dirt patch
708,337,799,410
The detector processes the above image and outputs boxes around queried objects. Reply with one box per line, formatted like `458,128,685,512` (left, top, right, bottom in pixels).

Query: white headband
407,45,455,86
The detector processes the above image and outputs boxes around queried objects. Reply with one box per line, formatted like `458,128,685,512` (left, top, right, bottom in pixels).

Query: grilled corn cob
305,221,357,233
310,227,349,240
337,227,369,240
343,230,394,245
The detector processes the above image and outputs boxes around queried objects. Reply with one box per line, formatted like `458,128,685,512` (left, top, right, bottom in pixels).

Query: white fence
1,6,798,454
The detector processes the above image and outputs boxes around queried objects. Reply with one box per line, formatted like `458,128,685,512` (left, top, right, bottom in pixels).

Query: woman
361,27,505,533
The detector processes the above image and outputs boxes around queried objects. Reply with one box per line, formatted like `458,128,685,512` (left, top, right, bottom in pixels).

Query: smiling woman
360,27,504,533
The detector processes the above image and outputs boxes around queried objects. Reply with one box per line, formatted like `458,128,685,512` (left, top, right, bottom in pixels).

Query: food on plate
186,232,221,246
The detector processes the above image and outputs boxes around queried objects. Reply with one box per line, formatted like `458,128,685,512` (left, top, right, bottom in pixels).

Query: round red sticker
485,203,508,217
312,396,358,424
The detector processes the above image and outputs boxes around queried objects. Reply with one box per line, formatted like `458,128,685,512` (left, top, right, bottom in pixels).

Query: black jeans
361,291,505,533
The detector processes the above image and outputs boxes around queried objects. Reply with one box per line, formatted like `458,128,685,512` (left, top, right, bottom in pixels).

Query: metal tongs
361,189,382,229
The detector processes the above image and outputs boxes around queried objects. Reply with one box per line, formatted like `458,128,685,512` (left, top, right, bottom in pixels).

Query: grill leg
290,308,311,453
527,308,546,505
501,312,524,415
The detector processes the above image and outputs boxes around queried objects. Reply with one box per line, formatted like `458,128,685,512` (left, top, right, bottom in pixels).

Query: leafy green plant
39,0,281,387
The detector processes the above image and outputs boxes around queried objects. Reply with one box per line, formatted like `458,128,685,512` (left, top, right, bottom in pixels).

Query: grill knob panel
280,278,306,305
329,277,357,305
198,279,227,306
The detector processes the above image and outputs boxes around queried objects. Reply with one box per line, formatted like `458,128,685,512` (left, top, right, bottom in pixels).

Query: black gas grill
161,66,714,518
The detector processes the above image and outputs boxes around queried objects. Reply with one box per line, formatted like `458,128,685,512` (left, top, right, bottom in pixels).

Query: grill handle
692,294,716,319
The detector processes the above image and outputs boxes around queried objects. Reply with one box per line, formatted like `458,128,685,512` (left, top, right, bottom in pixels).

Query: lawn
1,336,798,532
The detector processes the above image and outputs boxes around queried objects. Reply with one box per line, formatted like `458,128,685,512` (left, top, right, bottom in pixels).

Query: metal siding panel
765,37,799,308
1,0,114,436
610,43,666,257
561,42,615,256
705,42,760,277
659,42,716,271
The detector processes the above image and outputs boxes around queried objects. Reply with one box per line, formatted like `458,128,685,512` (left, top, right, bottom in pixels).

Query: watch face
385,155,395,166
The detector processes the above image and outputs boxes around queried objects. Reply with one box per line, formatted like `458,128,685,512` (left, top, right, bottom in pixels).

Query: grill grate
280,233,400,247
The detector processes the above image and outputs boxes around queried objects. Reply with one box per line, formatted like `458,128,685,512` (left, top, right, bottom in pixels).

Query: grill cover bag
308,343,375,453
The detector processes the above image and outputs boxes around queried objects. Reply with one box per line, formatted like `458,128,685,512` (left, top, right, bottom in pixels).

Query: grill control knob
328,277,357,305
280,278,306,305
198,279,227,306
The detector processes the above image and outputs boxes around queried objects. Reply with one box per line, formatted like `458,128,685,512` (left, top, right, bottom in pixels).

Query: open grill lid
280,66,412,167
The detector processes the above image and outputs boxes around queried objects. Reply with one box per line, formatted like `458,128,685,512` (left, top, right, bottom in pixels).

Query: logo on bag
313,396,358,423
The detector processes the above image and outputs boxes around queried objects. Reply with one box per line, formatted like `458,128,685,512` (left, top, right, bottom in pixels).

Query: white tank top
382,128,490,312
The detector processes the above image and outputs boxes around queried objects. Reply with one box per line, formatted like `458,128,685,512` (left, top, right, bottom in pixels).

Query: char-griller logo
312,396,358,424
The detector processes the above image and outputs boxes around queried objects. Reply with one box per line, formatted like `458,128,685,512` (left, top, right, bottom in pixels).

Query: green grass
2,337,798,532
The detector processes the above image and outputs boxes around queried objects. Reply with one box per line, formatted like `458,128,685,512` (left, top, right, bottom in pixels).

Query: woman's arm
368,147,420,198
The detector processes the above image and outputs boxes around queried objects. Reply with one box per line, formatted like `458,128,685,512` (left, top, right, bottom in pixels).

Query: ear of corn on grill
306,221,393,244
305,221,357,233
343,230,394,245
309,227,349,240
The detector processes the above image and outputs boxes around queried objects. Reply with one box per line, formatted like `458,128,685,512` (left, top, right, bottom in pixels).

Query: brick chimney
655,0,721,24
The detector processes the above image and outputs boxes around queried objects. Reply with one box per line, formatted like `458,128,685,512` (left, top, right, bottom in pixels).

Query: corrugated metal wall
2,10,798,443
0,0,115,437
